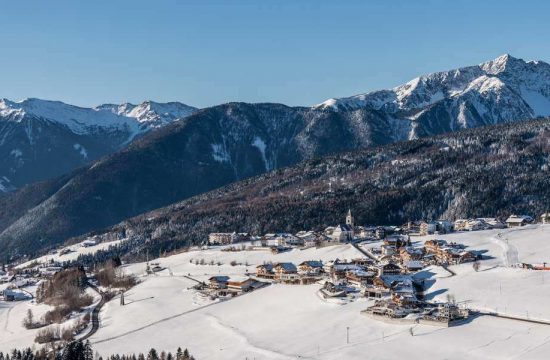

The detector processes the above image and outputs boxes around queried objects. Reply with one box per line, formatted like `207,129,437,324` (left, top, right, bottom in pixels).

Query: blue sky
0,0,549,108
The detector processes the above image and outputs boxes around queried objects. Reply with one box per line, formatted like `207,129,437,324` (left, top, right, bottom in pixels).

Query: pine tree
84,341,93,360
146,349,158,360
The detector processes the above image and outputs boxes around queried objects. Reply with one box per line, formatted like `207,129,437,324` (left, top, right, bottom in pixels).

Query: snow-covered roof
404,261,424,269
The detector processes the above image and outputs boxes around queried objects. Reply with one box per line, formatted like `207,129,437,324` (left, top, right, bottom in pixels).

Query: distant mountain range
1,54,549,260
0,98,197,190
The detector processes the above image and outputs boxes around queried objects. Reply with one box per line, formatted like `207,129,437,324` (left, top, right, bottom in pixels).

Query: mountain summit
316,54,550,136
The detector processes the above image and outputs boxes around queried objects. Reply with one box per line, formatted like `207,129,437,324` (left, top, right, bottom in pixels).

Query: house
377,263,402,276
295,231,322,248
506,215,533,228
419,221,437,236
381,245,396,256
375,227,386,240
227,277,255,292
330,260,362,277
81,239,97,247
331,224,354,242
399,247,425,262
256,264,275,278
453,219,469,231
424,239,447,253
209,232,237,245
403,260,424,272
541,213,550,224
208,276,230,289
274,263,300,283
478,218,506,229
263,233,297,247
2,289,29,301
436,220,453,234
466,219,485,231
346,269,376,287
298,261,324,275
384,236,408,248
355,226,376,239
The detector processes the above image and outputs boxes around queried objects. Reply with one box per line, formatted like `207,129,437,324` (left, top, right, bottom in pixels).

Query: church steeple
346,209,354,227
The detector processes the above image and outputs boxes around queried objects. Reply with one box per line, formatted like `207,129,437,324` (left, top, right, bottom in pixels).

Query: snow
0,98,197,140
10,149,22,158
252,136,270,170
73,143,88,159
5,227,550,357
211,143,231,163
16,238,125,269
97,101,197,127
313,54,550,131
521,87,550,116
83,228,550,358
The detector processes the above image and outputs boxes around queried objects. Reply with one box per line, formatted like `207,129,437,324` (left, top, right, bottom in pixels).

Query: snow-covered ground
16,239,125,269
4,226,550,358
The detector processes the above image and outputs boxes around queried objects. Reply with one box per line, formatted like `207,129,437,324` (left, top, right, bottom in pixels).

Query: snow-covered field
3,226,550,358
16,239,125,269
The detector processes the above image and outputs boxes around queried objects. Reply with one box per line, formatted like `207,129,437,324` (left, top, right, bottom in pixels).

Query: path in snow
1,304,14,335
492,231,519,267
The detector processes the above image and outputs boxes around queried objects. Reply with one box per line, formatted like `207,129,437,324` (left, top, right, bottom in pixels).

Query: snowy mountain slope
0,98,197,190
96,101,197,129
316,54,550,138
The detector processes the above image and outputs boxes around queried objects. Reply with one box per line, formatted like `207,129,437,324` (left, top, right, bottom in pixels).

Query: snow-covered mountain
0,98,197,191
316,54,550,138
96,101,197,129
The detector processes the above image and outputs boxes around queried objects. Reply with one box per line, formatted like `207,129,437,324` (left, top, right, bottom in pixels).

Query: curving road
79,283,106,341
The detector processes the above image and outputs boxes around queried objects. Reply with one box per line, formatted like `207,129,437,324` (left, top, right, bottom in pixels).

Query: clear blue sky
1,0,549,108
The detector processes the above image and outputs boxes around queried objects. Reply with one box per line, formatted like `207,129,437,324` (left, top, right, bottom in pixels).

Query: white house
506,215,533,228
540,213,550,224
478,218,506,229
81,239,98,247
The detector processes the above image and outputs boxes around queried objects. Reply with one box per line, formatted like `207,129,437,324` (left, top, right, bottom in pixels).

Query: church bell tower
346,209,354,228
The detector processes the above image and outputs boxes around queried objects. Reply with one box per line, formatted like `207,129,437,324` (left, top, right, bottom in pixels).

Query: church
330,209,355,242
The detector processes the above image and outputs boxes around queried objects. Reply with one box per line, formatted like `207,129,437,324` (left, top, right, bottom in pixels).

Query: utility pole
346,326,350,344
120,290,125,306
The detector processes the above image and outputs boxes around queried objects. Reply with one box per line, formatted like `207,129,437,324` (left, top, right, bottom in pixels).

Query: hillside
94,117,550,259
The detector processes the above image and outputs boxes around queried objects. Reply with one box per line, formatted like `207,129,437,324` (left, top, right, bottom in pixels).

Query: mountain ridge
0,98,197,191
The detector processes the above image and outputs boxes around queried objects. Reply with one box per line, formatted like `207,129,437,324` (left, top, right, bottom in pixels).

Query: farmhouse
208,276,230,289
403,260,424,272
345,269,376,287
209,232,236,245
400,247,425,262
419,221,437,236
453,219,468,231
298,261,324,275
227,277,255,292
81,239,97,247
256,264,275,278
506,215,533,228
377,263,402,276
273,263,298,283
